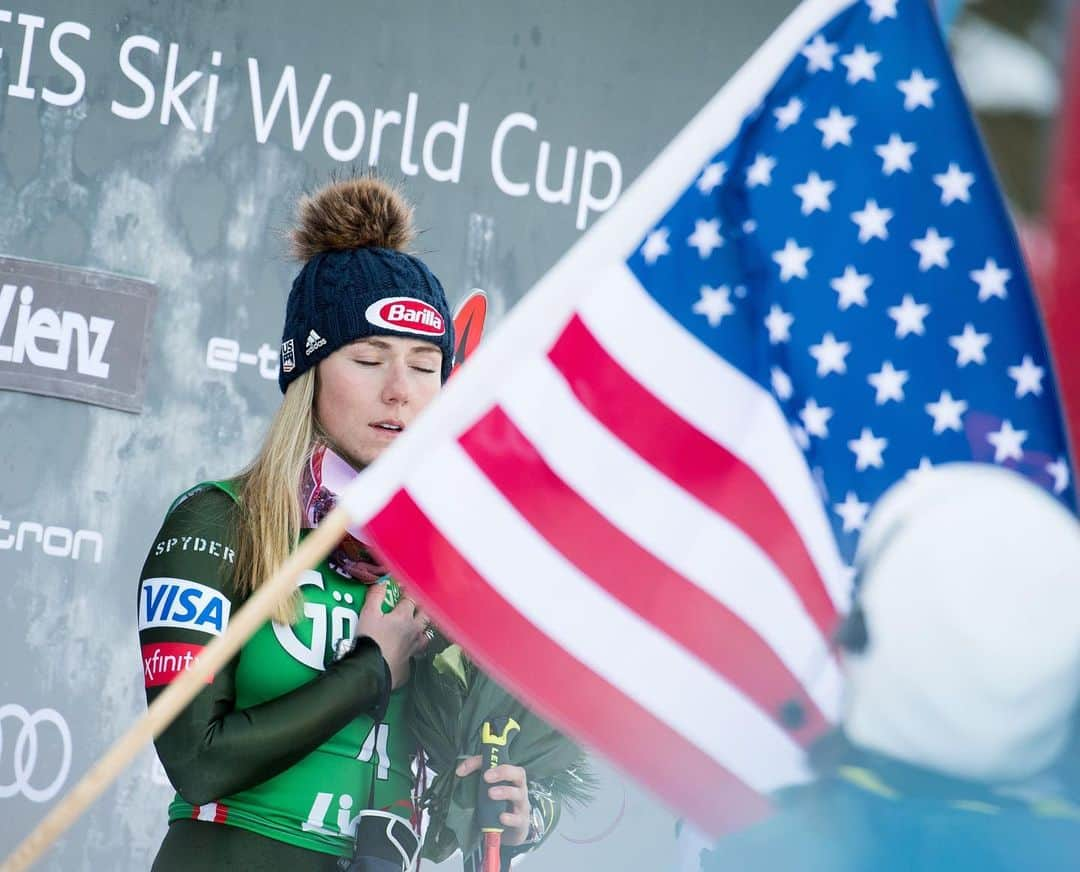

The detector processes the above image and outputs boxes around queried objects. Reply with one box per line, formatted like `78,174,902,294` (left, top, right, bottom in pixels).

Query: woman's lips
370,420,405,439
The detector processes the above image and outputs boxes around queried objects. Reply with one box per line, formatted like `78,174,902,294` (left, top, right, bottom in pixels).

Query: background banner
0,1,800,868
0,1,1070,870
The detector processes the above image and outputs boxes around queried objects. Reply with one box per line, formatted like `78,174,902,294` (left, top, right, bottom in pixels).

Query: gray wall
0,2,795,868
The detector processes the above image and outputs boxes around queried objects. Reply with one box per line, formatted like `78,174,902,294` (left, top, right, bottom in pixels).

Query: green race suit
138,482,415,861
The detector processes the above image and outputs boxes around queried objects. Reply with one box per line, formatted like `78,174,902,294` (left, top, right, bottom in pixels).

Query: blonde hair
232,175,413,623
232,369,321,624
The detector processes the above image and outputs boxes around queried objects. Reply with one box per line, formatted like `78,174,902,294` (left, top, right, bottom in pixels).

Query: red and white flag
342,0,857,836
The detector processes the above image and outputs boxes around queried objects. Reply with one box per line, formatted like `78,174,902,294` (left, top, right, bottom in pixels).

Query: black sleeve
138,487,391,805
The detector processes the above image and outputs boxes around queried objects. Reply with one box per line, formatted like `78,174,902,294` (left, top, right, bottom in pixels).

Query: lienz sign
0,257,156,412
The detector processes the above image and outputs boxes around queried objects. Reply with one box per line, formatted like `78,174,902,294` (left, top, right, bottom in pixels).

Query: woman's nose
380,360,411,404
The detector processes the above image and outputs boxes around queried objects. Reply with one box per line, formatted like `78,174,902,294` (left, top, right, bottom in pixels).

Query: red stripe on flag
365,490,772,835
215,802,229,824
549,315,838,638
459,406,828,743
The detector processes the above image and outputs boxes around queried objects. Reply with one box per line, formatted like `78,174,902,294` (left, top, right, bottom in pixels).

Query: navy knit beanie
278,178,454,392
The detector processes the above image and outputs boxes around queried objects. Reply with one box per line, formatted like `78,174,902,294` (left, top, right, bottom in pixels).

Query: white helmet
843,462,1080,783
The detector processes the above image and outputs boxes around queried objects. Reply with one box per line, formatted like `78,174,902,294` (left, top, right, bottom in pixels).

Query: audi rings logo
0,704,72,803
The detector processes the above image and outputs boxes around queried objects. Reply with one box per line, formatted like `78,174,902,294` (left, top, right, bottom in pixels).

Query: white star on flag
970,258,1011,302
770,365,794,400
866,0,899,23
925,390,968,433
799,397,834,438
802,34,838,72
906,457,936,484
840,45,882,84
1047,457,1071,495
898,69,939,110
697,161,727,194
875,134,916,175
815,107,857,148
948,324,991,367
987,419,1028,463
867,361,909,404
834,491,870,533
764,303,795,344
851,199,893,242
692,285,735,327
933,163,975,205
774,97,804,130
809,332,852,376
830,266,872,310
772,239,813,281
848,427,888,470
793,171,836,215
911,227,954,271
887,294,930,338
1008,355,1045,398
688,219,724,258
641,228,670,264
746,153,778,188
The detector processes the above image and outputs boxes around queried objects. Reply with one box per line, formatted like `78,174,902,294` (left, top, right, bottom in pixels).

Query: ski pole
476,716,521,872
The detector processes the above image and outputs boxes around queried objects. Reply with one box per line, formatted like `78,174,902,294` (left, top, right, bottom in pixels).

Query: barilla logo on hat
365,297,445,337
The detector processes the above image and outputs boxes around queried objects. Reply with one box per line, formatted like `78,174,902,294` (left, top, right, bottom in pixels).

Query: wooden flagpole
0,508,351,872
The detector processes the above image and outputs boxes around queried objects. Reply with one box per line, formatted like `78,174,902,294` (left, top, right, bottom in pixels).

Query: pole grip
476,716,520,833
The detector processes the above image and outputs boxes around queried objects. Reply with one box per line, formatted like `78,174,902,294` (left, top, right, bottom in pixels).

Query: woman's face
315,336,443,468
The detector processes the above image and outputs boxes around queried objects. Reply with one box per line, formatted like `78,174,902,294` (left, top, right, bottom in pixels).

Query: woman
139,178,551,871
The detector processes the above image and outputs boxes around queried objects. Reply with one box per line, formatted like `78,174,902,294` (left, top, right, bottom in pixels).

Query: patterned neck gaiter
300,442,389,583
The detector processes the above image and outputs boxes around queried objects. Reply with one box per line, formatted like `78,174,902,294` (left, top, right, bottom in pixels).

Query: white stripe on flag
196,803,218,822
405,440,814,793
498,356,843,719
578,264,851,608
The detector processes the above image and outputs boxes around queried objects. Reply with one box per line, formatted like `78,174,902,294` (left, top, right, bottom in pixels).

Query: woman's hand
455,756,533,846
355,585,430,688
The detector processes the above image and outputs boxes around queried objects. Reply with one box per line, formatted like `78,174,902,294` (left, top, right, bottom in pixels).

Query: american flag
341,0,1074,837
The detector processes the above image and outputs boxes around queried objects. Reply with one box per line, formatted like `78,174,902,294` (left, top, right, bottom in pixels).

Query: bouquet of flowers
408,635,597,862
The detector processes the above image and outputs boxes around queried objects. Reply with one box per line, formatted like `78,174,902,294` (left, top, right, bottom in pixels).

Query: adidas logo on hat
305,329,327,356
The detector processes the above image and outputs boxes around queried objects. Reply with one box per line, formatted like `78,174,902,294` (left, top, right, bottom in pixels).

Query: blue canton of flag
628,0,1075,563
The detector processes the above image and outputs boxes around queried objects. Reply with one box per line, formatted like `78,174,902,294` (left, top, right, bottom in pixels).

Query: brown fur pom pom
290,176,415,261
